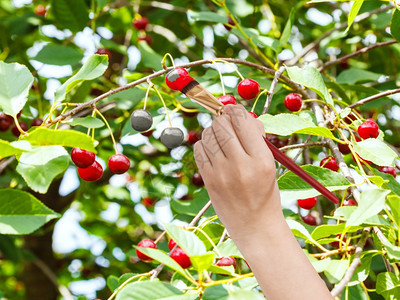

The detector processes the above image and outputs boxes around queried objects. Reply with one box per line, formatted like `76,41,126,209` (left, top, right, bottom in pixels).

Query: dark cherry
179,195,193,201
138,35,153,46
320,156,339,172
378,166,397,178
136,239,157,262
223,17,235,31
338,141,351,155
218,95,237,105
284,93,302,112
237,79,260,100
78,161,103,182
142,197,156,208
330,234,347,248
131,109,153,132
191,173,204,187
170,247,191,269
160,127,184,148
71,148,96,168
95,48,111,61
11,122,28,137
168,239,177,251
302,214,317,226
133,17,149,30
358,119,379,139
187,131,201,145
297,197,317,210
31,118,43,127
108,154,130,174
0,113,11,131
216,256,236,268
141,129,154,137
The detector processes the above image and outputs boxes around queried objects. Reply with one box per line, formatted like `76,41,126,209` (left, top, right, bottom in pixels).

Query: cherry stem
213,59,244,80
54,106,69,130
95,108,119,154
161,53,176,70
143,80,154,110
251,89,268,112
212,60,225,95
106,272,153,300
188,226,222,257
152,85,172,127
13,116,27,136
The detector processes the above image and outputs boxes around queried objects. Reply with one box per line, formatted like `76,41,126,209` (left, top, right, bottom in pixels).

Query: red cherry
136,239,157,262
95,48,111,61
223,17,235,31
0,113,12,131
320,156,339,172
343,199,357,206
379,166,397,178
138,35,153,46
191,173,204,187
302,214,317,226
218,95,237,105
168,239,177,251
141,129,154,137
165,68,195,91
142,197,156,208
330,234,346,248
187,131,201,145
71,148,96,168
11,122,28,137
338,142,351,155
284,93,302,112
344,112,358,124
108,154,130,174
358,119,379,139
237,79,260,100
216,256,236,268
352,153,372,165
248,111,258,118
170,247,191,269
297,197,317,210
78,161,103,181
34,4,47,16
31,118,43,127
133,17,149,30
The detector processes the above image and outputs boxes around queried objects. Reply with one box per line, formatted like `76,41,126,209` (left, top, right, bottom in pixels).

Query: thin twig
278,141,328,152
348,88,400,109
330,228,371,297
262,66,286,115
319,40,397,71
0,156,15,174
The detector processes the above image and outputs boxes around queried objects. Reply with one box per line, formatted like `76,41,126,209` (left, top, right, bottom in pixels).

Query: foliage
0,0,399,299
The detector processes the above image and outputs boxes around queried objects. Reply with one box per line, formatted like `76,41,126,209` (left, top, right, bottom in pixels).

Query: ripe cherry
302,214,317,226
187,131,201,145
338,141,351,155
191,173,204,187
95,48,111,61
284,93,302,112
136,239,157,262
343,199,357,206
31,118,43,127
358,119,379,139
160,127,184,148
170,247,191,269
133,17,149,30
344,112,358,124
138,35,153,46
179,195,193,201
131,109,153,132
223,17,235,31
108,154,130,174
141,129,154,137
78,161,103,181
71,148,96,168
11,122,28,137
378,166,397,178
216,256,236,268
168,239,177,251
165,68,194,91
320,156,339,172
248,111,258,118
0,113,11,131
297,197,317,210
34,4,47,16
142,197,156,208
218,95,237,105
330,234,346,248
237,79,260,100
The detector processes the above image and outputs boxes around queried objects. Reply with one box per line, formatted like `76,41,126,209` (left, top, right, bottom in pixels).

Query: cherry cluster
133,16,152,46
0,112,42,137
71,148,130,182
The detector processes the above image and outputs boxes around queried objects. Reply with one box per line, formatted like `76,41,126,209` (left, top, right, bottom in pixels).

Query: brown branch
348,88,400,109
262,66,286,115
319,40,397,71
311,245,356,259
330,228,371,297
279,141,328,152
46,58,306,127
0,156,15,174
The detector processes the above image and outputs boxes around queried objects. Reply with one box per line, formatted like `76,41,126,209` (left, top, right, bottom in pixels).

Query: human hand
193,104,283,242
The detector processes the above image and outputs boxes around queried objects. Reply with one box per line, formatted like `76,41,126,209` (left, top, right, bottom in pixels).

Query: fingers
224,104,268,156
201,126,226,160
193,141,212,174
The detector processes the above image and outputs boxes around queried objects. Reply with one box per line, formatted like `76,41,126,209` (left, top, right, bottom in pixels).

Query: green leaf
164,224,207,256
353,139,398,166
67,116,104,128
16,146,69,194
387,195,400,228
217,239,243,259
381,239,400,261
54,55,108,103
311,223,345,240
203,285,265,300
277,165,351,201
22,128,96,152
346,189,390,227
0,189,60,235
134,247,187,278
171,189,213,217
207,264,235,276
346,0,364,32
324,259,349,284
31,44,83,66
0,61,33,117
376,170,400,197
391,10,400,43
258,113,336,139
376,272,400,300
336,68,381,85
138,41,163,70
190,252,215,272
187,10,227,23
51,0,89,32
0,139,29,159
279,9,295,47
286,65,333,106
107,275,119,292
116,280,184,300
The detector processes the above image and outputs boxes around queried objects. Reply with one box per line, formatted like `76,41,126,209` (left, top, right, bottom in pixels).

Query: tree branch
262,66,286,115
348,88,400,109
279,141,327,152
